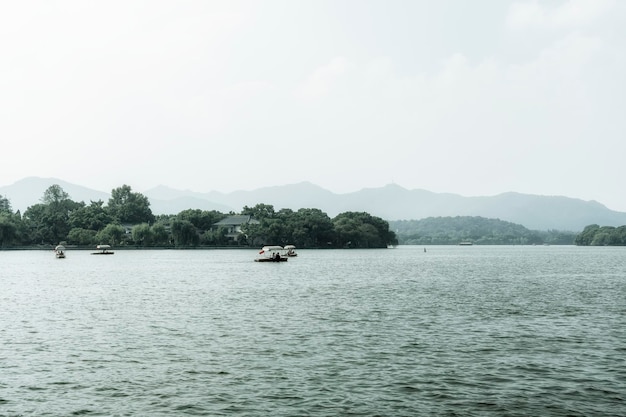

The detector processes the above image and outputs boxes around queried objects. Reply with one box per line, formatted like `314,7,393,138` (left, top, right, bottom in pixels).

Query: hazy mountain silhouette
0,177,110,212
2,177,626,231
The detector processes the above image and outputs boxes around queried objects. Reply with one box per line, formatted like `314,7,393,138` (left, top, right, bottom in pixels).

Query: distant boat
55,245,66,259
255,245,287,262
459,241,473,246
92,244,114,255
284,245,298,257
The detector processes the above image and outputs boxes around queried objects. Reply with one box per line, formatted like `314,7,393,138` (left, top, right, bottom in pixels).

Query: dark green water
1,246,624,416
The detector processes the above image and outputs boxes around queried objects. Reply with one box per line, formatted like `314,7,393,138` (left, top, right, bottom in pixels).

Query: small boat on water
459,241,474,246
284,245,298,257
55,245,66,259
255,245,287,262
92,244,114,255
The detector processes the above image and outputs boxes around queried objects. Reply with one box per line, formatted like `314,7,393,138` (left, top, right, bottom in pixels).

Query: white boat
55,245,66,259
92,244,114,255
284,245,298,257
255,245,287,262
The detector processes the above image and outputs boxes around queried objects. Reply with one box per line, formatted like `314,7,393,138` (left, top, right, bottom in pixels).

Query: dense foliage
0,185,397,249
390,216,577,245
574,224,626,246
240,207,395,248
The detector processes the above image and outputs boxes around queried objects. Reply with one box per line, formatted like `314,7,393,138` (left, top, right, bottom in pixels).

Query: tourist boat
284,245,298,257
55,245,66,259
255,245,288,262
92,244,114,255
459,241,474,246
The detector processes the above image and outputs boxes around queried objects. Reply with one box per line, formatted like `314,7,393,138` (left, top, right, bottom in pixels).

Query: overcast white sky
2,0,625,210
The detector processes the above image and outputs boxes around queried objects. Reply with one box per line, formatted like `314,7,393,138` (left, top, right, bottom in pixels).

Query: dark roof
213,215,259,227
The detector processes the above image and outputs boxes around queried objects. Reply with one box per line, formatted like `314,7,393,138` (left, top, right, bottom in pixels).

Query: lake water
1,246,624,416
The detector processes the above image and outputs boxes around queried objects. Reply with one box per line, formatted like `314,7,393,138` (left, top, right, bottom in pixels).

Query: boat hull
254,257,287,262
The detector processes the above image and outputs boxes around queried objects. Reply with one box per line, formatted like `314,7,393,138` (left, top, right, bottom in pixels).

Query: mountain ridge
2,176,626,231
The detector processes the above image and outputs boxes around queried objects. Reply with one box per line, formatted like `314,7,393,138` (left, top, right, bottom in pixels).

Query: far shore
0,245,255,251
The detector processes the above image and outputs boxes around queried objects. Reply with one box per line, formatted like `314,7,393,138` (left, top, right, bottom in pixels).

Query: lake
1,246,624,416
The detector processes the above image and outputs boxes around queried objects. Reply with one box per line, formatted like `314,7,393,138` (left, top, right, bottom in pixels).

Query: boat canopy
261,245,283,251
96,244,111,249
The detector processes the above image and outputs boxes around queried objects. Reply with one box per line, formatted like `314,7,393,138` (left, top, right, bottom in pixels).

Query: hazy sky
2,0,625,210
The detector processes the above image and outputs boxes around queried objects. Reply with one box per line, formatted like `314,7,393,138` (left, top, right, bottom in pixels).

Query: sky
1,0,625,211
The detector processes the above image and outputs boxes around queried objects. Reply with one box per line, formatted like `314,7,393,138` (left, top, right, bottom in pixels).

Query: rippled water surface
1,246,625,416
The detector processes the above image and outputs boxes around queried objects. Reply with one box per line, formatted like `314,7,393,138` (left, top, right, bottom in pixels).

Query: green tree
42,184,70,205
22,203,46,243
0,213,18,247
132,223,153,246
176,209,226,232
67,228,97,246
202,226,229,245
0,196,21,246
574,224,600,246
69,200,113,231
0,195,12,214
241,204,275,220
107,185,155,225
239,221,263,246
590,229,612,246
95,224,125,246
333,215,360,247
291,208,335,247
150,222,170,246
23,185,80,244
358,222,381,247
170,219,199,246
616,226,626,245
333,212,395,248
264,217,289,246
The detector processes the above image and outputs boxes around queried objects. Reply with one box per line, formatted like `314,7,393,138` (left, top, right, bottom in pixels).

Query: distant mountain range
2,176,626,232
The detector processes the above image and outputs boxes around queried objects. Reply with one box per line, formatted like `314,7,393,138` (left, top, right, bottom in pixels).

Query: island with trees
573,224,626,246
390,217,578,245
0,185,397,249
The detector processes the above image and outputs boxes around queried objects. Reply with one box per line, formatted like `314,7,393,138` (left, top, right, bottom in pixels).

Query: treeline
239,204,397,249
389,216,577,245
0,185,397,249
574,224,626,246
